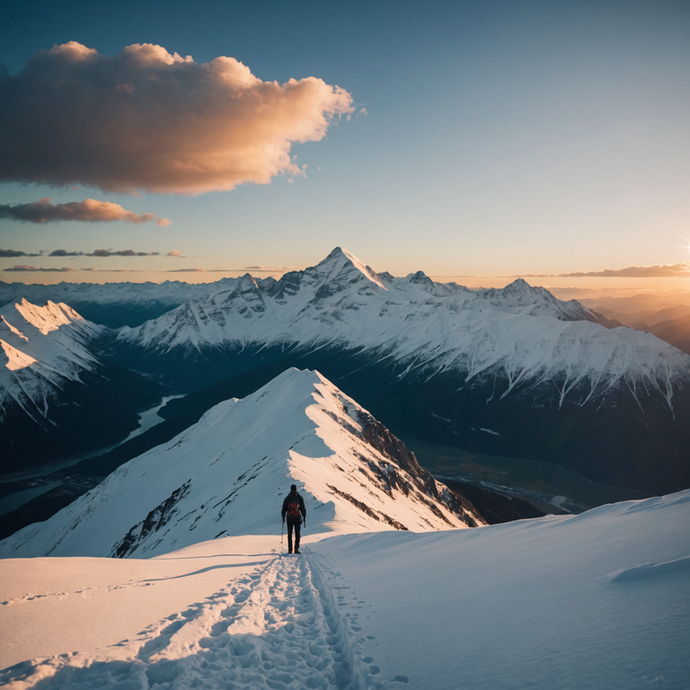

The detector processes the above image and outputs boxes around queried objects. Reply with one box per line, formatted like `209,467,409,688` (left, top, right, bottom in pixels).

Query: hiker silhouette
281,484,306,554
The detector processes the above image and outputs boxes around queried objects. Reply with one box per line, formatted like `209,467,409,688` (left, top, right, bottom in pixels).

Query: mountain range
2,247,689,498
112,248,690,494
0,279,220,328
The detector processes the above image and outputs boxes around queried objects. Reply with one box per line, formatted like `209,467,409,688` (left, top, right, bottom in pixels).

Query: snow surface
1,491,688,689
0,299,105,422
118,248,690,413
0,369,480,560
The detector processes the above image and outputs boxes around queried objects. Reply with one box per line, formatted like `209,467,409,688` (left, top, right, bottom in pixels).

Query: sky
0,0,689,289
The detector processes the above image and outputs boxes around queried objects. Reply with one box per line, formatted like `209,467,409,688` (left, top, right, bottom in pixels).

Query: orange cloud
245,265,297,272
0,42,354,195
4,265,75,272
0,198,171,225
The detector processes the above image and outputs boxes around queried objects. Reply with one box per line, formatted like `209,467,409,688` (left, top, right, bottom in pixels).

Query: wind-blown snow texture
1,490,687,689
119,247,689,415
0,299,105,423
0,369,481,559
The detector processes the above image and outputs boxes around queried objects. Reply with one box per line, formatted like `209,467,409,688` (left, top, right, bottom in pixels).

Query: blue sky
1,0,689,286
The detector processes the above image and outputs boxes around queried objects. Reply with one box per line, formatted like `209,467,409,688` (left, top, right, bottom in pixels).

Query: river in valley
0,395,184,517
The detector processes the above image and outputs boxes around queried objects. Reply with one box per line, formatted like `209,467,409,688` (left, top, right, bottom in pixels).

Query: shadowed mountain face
108,248,690,495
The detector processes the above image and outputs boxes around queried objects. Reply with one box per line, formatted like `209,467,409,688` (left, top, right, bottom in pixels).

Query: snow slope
0,368,481,559
0,299,105,422
1,491,687,689
118,247,690,414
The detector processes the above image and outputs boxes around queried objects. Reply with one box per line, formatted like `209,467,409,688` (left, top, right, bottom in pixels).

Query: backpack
286,497,301,519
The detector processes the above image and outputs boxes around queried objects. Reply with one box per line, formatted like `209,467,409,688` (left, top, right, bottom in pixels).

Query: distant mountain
0,368,484,558
112,248,690,494
0,299,164,471
647,313,690,356
584,304,690,355
0,280,225,328
579,292,690,315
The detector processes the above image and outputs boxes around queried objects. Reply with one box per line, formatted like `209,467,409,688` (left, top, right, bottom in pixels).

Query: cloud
49,248,161,257
167,250,182,257
4,265,75,272
49,249,85,257
0,249,42,258
91,249,160,257
0,198,171,225
519,263,690,279
166,267,206,273
0,42,354,195
82,268,143,272
244,265,297,272
561,263,690,278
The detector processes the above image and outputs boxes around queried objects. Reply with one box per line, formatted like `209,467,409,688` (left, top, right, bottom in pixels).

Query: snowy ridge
481,278,593,320
0,368,482,559
0,299,105,421
118,248,690,411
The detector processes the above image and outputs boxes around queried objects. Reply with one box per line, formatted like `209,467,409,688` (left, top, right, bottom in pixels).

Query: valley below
404,437,649,515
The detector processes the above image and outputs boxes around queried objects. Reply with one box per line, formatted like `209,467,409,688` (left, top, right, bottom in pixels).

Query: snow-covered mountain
119,247,601,351
0,299,163,470
113,248,690,494
0,368,483,558
0,299,105,418
118,248,687,405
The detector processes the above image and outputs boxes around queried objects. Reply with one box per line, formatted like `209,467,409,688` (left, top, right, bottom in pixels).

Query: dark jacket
282,491,306,522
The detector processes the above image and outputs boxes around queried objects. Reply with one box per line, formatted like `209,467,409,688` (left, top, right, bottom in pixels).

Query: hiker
281,484,306,554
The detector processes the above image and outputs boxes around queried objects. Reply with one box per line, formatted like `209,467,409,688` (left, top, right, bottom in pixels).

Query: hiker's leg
294,521,301,552
286,522,293,552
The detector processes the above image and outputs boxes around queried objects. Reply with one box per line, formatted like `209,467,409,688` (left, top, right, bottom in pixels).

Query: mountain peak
314,247,386,290
480,279,596,322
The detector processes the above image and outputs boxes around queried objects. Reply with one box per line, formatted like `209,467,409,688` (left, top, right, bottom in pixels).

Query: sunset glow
1,1,689,291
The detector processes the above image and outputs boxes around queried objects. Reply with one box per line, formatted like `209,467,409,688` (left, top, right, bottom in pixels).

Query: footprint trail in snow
2,551,403,689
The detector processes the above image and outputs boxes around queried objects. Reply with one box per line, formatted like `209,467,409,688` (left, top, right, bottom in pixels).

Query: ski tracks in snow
1,551,406,689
